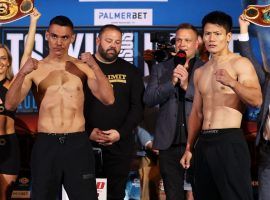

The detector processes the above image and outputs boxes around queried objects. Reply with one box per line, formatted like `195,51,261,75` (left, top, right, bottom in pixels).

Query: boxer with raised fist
5,15,114,200
180,11,261,200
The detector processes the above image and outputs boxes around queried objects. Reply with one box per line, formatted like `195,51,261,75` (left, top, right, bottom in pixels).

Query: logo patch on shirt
107,74,127,83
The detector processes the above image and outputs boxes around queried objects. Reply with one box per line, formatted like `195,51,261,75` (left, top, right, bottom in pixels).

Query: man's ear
71,33,76,43
227,32,232,43
45,30,49,40
96,36,101,46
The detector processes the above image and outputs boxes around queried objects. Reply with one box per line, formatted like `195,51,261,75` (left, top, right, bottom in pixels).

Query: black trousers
193,128,254,200
159,145,185,200
31,132,98,200
98,151,132,200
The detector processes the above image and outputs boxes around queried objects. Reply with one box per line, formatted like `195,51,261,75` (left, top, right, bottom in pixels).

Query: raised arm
231,57,262,107
238,14,265,85
80,52,114,105
215,57,262,108
5,58,38,110
180,69,203,169
20,8,41,68
239,14,250,35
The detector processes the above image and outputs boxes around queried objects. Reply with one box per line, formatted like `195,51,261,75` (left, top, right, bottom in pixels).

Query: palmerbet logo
94,9,152,26
99,11,148,20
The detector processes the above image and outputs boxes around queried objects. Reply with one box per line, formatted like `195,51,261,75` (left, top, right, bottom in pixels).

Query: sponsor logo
96,178,107,200
94,9,152,26
11,190,30,198
107,74,127,83
19,177,30,185
96,181,105,189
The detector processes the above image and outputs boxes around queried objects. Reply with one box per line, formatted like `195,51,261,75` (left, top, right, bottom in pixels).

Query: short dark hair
98,24,122,37
49,15,74,30
175,23,199,37
202,11,232,33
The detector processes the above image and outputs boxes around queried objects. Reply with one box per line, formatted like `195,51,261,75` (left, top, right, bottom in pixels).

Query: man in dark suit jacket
238,14,270,200
143,23,204,200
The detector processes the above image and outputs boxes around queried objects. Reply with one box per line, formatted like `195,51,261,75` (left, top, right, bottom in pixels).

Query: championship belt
0,0,34,24
243,4,270,27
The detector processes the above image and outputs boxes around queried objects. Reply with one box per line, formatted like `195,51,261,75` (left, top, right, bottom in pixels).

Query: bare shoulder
231,53,252,67
34,59,47,71
37,58,52,70
195,62,208,75
230,54,259,87
69,57,95,78
69,57,81,64
71,58,88,69
37,59,46,66
231,53,255,73
194,64,205,82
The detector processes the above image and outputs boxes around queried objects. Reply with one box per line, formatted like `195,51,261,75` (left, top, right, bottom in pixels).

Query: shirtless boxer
180,11,262,200
5,15,114,200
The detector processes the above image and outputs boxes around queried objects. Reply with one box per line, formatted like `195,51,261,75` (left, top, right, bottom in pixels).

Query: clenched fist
215,68,237,88
20,57,39,76
80,52,98,69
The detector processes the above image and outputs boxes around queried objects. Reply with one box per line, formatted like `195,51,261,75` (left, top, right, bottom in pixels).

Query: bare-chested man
5,16,114,200
180,11,262,200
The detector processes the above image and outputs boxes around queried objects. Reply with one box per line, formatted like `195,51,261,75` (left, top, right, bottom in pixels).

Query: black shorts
0,133,20,175
193,128,253,200
31,132,98,200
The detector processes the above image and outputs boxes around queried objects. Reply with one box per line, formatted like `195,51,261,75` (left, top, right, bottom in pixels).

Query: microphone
174,50,186,67
173,50,187,94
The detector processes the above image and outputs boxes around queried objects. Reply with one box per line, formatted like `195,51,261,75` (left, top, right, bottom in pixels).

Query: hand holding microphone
174,50,187,67
172,50,189,90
